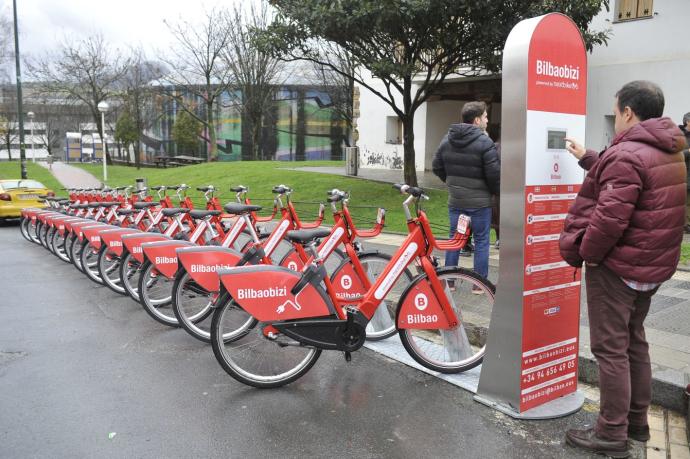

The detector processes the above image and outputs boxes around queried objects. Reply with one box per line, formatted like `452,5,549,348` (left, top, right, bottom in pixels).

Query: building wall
586,0,690,150
424,100,464,170
357,1,690,171
355,70,428,171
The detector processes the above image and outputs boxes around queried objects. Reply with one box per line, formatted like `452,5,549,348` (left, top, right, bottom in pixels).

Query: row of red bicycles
19,183,495,388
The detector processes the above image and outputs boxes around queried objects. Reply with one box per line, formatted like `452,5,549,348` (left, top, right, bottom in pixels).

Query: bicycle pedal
344,351,352,362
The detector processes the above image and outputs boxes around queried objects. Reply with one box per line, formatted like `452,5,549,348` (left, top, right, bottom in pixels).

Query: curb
578,353,688,414
686,385,689,443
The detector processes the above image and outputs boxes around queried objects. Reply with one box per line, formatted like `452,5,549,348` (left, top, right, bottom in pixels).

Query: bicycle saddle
285,228,331,245
189,209,221,219
133,202,158,209
224,203,262,215
161,207,190,217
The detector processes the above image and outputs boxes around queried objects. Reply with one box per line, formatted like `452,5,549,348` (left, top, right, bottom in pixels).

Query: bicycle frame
218,190,470,332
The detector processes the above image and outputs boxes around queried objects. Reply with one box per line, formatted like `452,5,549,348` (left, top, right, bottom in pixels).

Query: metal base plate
364,339,481,394
365,338,583,419
474,391,584,420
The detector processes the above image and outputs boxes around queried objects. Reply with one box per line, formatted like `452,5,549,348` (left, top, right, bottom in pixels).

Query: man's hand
565,137,586,160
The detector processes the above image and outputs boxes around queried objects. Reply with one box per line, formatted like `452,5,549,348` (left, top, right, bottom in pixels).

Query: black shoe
565,428,629,458
458,248,471,257
627,424,650,442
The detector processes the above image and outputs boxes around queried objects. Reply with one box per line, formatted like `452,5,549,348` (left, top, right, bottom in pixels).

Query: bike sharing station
367,13,588,419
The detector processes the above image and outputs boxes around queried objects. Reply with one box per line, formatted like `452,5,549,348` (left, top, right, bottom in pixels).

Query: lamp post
97,101,109,183
27,111,34,162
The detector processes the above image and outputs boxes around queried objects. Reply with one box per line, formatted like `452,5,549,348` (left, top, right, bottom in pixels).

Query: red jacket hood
612,117,688,154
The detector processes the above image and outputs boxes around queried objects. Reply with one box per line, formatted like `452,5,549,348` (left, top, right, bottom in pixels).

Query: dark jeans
585,264,657,441
444,206,491,279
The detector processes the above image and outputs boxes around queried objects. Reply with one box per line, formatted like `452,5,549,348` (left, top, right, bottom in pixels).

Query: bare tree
0,88,17,160
223,3,284,160
26,34,130,164
0,114,17,160
160,8,234,161
33,118,60,156
120,47,166,168
309,42,355,150
0,7,14,82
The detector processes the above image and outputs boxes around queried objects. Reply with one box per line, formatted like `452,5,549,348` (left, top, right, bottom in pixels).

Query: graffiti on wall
361,148,403,170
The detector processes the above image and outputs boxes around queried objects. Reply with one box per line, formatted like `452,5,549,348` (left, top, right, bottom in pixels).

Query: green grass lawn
0,161,63,192
680,242,690,265
71,160,453,235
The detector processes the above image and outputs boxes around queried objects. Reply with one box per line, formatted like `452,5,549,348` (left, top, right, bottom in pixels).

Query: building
355,0,690,172
145,82,348,162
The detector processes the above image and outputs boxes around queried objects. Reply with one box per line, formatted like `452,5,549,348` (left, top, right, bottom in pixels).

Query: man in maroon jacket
560,81,687,458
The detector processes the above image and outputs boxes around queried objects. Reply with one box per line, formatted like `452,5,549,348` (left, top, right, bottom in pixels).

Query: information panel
476,13,587,417
519,13,587,411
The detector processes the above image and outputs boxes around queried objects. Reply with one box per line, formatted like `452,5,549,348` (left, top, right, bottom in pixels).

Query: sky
2,0,252,59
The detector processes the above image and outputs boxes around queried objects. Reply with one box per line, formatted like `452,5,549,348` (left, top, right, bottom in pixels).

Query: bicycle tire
46,226,58,255
19,217,31,241
80,240,104,284
119,251,142,301
27,218,41,244
38,221,49,248
71,234,85,272
98,246,126,295
137,261,179,327
50,229,71,263
210,292,320,388
398,267,495,373
64,233,74,262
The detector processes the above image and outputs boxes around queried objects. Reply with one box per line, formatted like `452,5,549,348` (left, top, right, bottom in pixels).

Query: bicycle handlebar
393,183,429,200
272,185,292,195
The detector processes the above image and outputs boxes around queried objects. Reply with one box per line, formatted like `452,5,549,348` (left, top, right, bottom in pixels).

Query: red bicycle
210,184,496,388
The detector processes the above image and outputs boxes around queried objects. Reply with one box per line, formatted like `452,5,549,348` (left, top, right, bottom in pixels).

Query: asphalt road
0,221,640,458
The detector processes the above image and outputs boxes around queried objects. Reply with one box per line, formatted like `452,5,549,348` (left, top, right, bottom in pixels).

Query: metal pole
101,111,107,182
30,118,34,162
12,0,26,179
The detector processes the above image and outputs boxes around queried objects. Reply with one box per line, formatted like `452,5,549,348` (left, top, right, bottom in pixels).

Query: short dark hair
615,81,664,121
683,112,690,125
461,101,487,124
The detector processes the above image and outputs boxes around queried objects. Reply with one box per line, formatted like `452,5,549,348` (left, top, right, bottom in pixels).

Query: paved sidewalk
284,166,448,190
38,161,102,189
367,232,690,413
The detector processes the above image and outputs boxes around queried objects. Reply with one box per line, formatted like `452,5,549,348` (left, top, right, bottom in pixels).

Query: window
385,116,403,144
615,0,653,22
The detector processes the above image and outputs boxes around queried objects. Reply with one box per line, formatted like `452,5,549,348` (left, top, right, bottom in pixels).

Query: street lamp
97,101,109,183
27,111,34,163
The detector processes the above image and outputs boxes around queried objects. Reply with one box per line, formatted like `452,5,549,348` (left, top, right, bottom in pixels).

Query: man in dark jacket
680,112,690,232
560,81,687,457
432,101,500,284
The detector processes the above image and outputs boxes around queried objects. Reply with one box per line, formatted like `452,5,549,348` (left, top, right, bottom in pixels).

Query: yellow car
0,179,53,220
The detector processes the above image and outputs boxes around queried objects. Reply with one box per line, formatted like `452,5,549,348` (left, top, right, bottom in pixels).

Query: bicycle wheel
20,217,31,241
137,261,178,327
27,219,41,244
38,221,49,248
119,251,143,301
172,270,220,342
98,246,125,295
80,240,103,284
71,235,85,272
46,226,57,255
52,230,70,263
64,233,75,263
210,292,320,388
398,267,495,373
